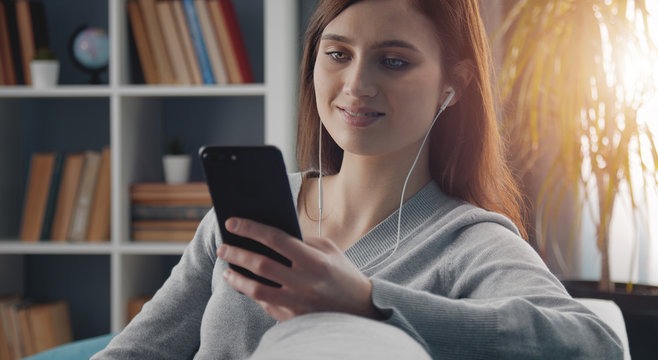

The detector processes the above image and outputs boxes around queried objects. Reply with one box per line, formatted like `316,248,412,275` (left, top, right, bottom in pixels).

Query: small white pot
163,154,191,184
30,60,60,88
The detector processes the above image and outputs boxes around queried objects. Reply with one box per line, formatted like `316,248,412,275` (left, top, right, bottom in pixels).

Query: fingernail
217,245,227,259
225,218,238,231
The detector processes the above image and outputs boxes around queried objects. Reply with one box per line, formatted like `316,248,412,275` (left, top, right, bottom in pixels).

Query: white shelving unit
0,0,299,336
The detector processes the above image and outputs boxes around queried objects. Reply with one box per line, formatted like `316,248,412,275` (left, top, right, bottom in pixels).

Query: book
127,295,152,323
131,204,211,221
20,152,58,242
27,301,73,353
0,313,9,360
0,1,17,85
138,0,175,84
68,151,101,242
50,152,85,241
0,296,22,359
15,304,34,356
127,0,159,84
130,182,211,205
39,152,64,240
156,0,192,85
207,0,238,83
1,0,24,85
15,0,49,85
132,229,197,242
182,0,214,84
170,0,203,85
194,0,228,84
15,0,34,85
217,0,253,83
86,147,111,242
132,219,201,230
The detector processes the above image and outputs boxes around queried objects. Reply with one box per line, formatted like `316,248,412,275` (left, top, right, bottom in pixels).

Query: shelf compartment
24,254,111,340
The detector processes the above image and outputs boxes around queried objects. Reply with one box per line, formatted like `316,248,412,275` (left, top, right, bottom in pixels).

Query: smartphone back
199,146,302,276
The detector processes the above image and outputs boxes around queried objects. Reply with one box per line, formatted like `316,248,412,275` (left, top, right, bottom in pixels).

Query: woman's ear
443,59,475,106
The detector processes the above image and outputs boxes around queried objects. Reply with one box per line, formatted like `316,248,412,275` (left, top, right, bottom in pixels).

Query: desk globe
69,25,109,84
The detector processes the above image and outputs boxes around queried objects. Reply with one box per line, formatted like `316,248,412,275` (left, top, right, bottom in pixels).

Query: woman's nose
342,59,377,98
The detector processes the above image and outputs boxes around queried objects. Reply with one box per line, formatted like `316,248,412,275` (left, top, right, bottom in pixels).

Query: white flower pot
163,154,191,184
30,60,60,88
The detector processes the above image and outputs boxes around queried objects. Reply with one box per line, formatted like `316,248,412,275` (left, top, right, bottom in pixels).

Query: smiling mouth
338,107,385,127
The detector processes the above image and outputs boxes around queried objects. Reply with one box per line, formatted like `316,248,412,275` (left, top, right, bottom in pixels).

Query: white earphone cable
318,89,455,271
318,117,323,237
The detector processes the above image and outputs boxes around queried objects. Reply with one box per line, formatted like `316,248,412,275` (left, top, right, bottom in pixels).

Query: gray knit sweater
93,173,622,359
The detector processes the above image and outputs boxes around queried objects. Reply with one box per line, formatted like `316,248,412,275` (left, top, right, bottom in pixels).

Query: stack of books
0,0,50,86
126,0,253,85
130,182,211,242
0,297,73,359
19,147,111,243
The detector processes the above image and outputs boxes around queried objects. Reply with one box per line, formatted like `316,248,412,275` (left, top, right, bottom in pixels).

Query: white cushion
575,298,630,360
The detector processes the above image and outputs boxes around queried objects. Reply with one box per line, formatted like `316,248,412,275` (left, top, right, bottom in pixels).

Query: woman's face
314,0,447,158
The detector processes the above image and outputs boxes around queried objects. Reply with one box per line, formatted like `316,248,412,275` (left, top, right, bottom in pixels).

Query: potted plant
496,1,658,358
162,137,191,184
30,48,60,88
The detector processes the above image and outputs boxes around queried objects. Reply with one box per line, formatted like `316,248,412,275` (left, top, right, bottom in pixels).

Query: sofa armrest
574,297,630,360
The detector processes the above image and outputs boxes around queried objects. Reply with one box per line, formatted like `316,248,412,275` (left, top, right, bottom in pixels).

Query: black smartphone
199,145,302,288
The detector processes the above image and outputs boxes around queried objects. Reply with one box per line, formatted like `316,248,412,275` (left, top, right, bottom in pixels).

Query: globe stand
88,69,103,85
69,25,109,85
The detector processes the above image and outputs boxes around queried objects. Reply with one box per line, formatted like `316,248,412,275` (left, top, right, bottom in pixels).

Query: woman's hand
217,217,382,322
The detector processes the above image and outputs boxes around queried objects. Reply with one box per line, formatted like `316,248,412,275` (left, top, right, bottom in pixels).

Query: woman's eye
382,58,408,70
327,51,349,62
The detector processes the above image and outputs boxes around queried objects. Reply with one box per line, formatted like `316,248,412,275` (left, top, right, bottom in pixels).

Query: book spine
0,1,17,85
127,0,159,84
194,0,227,84
156,0,191,84
39,153,63,240
50,153,85,241
86,147,111,242
171,0,203,85
1,0,24,84
15,0,35,85
220,0,253,83
208,0,240,83
131,204,210,221
20,153,55,242
68,152,101,242
182,0,215,84
138,0,175,84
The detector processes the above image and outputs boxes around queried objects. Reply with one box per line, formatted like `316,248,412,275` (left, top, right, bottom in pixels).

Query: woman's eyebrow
320,33,420,52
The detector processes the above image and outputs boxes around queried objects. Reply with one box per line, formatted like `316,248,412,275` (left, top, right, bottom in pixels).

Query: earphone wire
318,119,323,237
318,89,455,271
360,89,454,271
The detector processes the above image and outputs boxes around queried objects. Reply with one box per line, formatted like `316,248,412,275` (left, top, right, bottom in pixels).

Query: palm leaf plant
496,0,658,292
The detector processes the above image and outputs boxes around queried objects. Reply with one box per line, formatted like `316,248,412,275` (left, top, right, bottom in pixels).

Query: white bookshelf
0,0,299,336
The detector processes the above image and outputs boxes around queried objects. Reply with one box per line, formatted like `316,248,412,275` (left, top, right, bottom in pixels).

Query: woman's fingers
222,265,307,313
225,217,311,263
218,244,295,286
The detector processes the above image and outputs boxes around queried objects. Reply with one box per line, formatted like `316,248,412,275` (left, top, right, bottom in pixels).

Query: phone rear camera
230,155,237,161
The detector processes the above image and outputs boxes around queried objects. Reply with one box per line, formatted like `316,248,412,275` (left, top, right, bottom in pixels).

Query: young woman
94,0,623,358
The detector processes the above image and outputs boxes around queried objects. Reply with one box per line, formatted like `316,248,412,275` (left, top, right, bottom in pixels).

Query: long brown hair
296,0,527,239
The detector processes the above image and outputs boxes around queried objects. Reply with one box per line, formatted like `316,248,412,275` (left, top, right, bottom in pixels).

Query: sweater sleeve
370,222,624,359
92,210,218,360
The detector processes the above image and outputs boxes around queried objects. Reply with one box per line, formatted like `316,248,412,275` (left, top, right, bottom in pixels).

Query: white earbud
440,87,456,114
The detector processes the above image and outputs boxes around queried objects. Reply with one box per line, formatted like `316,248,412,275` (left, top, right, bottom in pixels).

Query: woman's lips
338,106,385,127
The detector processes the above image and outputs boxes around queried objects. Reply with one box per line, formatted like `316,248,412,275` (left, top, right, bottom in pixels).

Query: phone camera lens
230,155,237,161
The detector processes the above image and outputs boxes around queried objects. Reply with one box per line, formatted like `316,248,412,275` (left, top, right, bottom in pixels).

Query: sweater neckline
290,173,446,270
